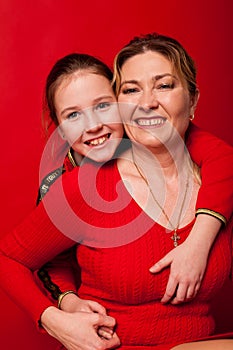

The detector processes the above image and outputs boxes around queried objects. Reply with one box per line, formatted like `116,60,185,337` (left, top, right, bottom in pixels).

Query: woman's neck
130,141,190,182
117,142,197,230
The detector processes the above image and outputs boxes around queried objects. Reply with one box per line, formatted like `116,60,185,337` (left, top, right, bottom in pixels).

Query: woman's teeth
136,118,166,126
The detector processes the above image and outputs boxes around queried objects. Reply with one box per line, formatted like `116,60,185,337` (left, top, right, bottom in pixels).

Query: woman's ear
190,89,200,115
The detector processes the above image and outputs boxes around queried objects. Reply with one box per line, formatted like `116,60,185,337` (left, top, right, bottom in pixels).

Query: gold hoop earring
189,114,195,121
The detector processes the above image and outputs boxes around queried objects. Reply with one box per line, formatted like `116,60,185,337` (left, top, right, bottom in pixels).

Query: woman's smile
118,51,198,145
134,116,167,128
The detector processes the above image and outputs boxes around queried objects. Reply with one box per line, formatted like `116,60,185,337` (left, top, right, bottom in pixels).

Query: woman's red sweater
0,157,232,348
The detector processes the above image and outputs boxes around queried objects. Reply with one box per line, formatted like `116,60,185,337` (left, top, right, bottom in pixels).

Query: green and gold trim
67,149,77,167
195,208,227,226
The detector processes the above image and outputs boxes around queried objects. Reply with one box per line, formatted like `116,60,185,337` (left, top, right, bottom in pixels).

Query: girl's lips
135,117,166,127
84,133,111,146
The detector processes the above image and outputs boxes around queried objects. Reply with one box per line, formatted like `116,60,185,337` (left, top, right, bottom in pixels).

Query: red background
0,0,232,348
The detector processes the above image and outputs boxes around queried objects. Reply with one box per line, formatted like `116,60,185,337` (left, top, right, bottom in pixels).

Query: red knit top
0,158,232,349
66,161,233,348
77,223,231,347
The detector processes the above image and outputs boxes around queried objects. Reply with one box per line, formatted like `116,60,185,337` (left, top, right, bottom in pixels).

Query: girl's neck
71,149,83,166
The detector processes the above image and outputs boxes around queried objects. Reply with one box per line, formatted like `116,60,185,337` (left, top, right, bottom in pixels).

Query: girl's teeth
90,136,107,146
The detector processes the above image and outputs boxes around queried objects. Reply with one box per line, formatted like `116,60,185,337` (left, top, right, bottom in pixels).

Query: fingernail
105,333,113,339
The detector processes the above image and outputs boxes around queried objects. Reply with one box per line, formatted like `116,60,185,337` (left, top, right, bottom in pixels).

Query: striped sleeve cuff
195,208,227,226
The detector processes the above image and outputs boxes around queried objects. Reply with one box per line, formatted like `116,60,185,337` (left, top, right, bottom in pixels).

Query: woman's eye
96,102,110,110
121,88,138,94
157,83,174,90
67,111,80,120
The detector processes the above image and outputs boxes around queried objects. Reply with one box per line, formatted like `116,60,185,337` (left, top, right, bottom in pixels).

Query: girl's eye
67,111,80,120
96,102,111,110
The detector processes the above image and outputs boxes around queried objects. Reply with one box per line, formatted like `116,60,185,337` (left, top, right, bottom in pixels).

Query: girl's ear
58,126,67,140
190,89,200,115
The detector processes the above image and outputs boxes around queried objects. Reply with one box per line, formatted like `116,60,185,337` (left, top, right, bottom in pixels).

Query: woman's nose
139,91,159,112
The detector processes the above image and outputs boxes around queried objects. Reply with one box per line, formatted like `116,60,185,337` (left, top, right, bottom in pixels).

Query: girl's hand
41,306,120,350
149,215,221,304
60,294,114,339
60,293,107,314
149,240,207,304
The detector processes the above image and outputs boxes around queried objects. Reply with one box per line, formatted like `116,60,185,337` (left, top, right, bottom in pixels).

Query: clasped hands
41,296,120,350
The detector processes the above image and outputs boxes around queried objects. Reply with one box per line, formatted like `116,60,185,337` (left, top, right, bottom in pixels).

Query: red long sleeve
0,187,77,323
37,247,80,300
35,154,79,297
186,123,233,223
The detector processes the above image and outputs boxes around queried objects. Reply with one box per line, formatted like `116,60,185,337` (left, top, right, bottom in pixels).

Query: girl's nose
85,123,103,133
84,109,103,132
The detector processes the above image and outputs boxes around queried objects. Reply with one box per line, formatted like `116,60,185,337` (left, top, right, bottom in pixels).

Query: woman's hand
149,240,208,304
41,306,120,350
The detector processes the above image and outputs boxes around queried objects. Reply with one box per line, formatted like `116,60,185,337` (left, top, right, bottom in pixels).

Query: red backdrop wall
0,0,232,348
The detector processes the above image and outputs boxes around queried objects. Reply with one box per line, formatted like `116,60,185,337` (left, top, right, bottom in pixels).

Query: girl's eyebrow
92,95,115,104
61,105,81,116
120,74,178,88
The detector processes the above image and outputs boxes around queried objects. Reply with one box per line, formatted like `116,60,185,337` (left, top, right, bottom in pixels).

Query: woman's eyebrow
120,79,138,88
153,73,177,81
120,74,178,88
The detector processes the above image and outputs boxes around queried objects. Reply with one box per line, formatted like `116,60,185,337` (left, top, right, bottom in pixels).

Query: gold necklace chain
131,150,189,247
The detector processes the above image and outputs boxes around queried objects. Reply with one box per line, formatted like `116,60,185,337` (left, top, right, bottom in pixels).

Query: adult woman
0,37,233,350
43,33,233,349
110,34,233,348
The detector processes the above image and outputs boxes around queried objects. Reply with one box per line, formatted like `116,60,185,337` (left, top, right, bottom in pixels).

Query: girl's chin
83,148,115,163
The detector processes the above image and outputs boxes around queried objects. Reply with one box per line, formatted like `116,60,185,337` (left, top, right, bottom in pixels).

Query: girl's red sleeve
36,247,80,303
35,159,79,302
0,172,79,326
186,123,233,224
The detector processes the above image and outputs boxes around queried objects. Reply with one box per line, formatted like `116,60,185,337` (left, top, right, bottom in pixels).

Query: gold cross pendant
171,229,180,247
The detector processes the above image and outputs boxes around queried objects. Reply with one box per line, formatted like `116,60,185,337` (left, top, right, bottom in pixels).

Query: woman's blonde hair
113,33,197,97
